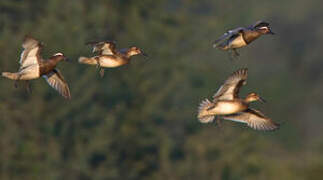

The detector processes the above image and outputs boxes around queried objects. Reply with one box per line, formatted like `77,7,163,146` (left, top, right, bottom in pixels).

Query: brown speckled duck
78,41,147,77
197,68,278,131
213,21,275,57
1,35,71,99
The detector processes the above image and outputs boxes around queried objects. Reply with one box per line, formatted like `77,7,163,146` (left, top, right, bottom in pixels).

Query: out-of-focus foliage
0,0,323,179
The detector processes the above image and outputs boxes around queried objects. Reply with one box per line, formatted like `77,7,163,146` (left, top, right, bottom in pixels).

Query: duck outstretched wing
213,68,248,101
43,68,71,99
222,108,279,131
213,27,245,48
86,41,117,55
19,35,42,69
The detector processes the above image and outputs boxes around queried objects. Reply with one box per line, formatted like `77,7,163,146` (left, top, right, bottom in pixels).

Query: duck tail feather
2,72,19,80
78,57,97,65
198,98,215,123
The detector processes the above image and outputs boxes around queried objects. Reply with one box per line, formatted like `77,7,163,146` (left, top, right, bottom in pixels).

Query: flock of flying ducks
2,20,279,131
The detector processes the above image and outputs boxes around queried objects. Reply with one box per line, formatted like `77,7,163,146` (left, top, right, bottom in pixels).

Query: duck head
51,52,69,62
245,92,266,103
127,47,148,57
255,22,275,35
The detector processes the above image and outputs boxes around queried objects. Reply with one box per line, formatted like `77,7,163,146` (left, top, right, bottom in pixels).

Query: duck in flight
213,21,275,57
197,68,279,131
1,35,71,99
78,41,147,77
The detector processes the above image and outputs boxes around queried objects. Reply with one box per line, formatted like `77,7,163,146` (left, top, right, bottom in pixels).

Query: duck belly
213,101,246,115
99,56,126,68
228,35,247,49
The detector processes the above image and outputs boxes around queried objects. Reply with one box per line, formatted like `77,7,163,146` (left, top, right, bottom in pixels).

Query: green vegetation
1,0,323,179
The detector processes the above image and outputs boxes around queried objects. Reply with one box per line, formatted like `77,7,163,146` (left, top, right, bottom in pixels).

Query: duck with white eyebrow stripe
213,21,275,58
2,35,71,99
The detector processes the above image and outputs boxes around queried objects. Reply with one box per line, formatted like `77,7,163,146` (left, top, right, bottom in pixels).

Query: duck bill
212,42,218,48
259,96,266,103
268,29,275,35
64,57,70,62
142,52,148,57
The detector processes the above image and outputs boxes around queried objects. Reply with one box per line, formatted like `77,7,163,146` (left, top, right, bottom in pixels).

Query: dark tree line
0,0,323,179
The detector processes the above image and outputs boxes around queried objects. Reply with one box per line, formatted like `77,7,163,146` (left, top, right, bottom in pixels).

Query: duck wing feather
213,68,248,101
19,35,43,69
222,108,279,131
43,68,71,99
86,41,117,55
213,27,245,47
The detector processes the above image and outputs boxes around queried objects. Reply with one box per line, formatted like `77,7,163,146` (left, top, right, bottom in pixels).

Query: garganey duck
197,68,278,131
1,35,71,99
213,21,275,57
78,41,147,77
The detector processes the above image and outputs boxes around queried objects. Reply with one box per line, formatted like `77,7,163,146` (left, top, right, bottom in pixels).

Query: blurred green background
1,0,323,179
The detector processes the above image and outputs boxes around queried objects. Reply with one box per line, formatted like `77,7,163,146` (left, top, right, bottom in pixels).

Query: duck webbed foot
228,49,240,60
99,68,105,78
215,116,222,128
25,81,32,94
233,49,240,57
14,81,19,88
